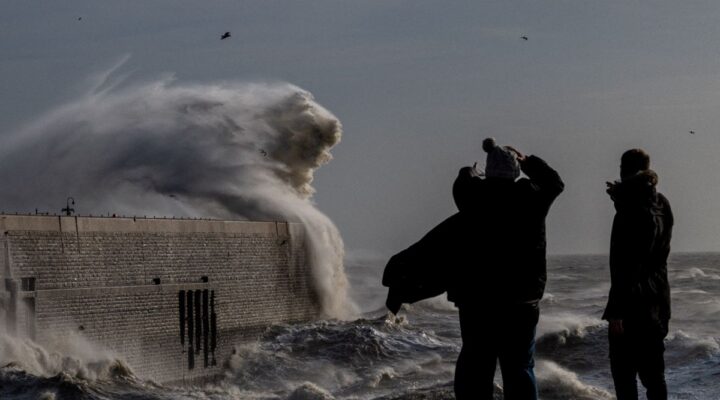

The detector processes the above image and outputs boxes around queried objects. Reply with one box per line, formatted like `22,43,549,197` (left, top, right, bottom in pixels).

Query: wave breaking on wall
0,67,356,319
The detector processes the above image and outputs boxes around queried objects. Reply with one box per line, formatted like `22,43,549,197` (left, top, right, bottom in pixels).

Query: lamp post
62,197,75,216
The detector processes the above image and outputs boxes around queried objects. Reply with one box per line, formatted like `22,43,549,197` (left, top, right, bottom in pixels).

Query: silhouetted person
450,138,564,400
603,149,673,400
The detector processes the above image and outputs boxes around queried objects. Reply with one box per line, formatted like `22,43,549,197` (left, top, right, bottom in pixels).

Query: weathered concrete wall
0,215,319,383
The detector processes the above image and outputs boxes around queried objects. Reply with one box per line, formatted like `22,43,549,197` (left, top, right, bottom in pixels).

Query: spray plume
0,68,356,319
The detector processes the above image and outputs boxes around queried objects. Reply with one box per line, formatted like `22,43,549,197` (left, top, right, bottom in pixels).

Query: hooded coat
602,170,673,325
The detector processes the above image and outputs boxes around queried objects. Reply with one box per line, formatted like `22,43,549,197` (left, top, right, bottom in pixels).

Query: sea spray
0,74,356,319
0,332,129,381
536,313,605,342
535,360,613,400
287,382,335,400
664,330,720,366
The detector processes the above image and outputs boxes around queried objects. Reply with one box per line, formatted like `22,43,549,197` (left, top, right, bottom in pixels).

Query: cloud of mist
0,68,356,319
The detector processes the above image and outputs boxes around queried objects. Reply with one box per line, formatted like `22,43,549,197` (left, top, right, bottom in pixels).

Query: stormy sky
2,1,719,256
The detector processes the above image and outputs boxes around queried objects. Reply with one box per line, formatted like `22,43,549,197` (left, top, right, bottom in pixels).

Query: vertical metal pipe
179,290,186,348
186,290,194,361
194,290,201,354
210,290,217,366
188,344,194,370
203,289,209,368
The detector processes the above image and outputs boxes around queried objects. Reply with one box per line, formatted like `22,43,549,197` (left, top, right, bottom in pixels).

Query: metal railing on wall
0,211,289,223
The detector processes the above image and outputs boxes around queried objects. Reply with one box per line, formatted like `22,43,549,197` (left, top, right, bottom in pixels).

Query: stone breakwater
0,214,319,383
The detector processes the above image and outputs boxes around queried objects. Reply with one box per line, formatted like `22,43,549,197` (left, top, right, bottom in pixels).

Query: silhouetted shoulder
452,167,484,213
656,192,674,225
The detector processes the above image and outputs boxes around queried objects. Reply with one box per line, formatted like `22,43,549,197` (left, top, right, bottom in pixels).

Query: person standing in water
603,149,674,400
450,138,564,399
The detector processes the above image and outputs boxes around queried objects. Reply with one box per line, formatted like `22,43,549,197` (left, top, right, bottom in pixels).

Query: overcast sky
2,1,719,256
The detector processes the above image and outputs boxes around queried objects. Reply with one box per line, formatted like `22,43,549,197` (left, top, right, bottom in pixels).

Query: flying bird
521,35,529,41
221,32,231,40
78,17,82,21
689,130,695,135
259,149,268,157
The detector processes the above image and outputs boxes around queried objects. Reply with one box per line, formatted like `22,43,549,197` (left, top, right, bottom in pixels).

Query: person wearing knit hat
448,138,564,400
482,137,521,180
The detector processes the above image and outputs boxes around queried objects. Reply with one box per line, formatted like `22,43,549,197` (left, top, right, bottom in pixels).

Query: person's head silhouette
620,148,650,180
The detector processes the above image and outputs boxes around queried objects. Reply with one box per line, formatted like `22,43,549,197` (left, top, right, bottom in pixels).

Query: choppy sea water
2,253,719,399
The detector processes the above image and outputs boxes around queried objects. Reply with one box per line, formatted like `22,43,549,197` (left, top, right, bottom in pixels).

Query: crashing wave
665,330,720,365
536,360,613,400
0,67,356,319
0,333,132,382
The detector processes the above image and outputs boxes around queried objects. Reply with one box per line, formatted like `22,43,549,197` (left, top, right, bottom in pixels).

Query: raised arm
520,155,564,212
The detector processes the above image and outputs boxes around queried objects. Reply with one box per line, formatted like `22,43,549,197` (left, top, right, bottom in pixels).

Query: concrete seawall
0,214,320,383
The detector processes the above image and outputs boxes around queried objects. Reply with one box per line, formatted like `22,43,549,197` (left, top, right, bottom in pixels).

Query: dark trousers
455,304,539,400
609,319,668,400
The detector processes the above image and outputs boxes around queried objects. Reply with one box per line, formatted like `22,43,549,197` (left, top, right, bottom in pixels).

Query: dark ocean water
2,253,719,399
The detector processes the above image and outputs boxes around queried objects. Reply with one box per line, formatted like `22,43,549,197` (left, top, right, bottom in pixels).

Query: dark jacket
602,170,673,324
448,155,564,307
382,213,464,314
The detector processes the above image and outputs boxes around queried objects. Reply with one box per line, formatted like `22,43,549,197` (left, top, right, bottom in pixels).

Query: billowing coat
602,170,673,325
382,213,464,314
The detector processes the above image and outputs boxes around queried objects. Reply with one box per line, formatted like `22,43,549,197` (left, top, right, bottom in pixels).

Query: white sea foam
368,366,397,387
38,392,56,400
417,294,456,312
677,267,720,280
672,288,709,295
666,330,720,356
537,313,605,340
540,292,556,305
0,60,356,319
286,382,335,400
0,332,128,381
536,360,613,400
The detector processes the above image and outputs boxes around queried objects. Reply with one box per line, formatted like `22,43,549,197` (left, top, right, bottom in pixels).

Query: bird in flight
689,130,695,135
521,35,529,41
221,32,231,40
